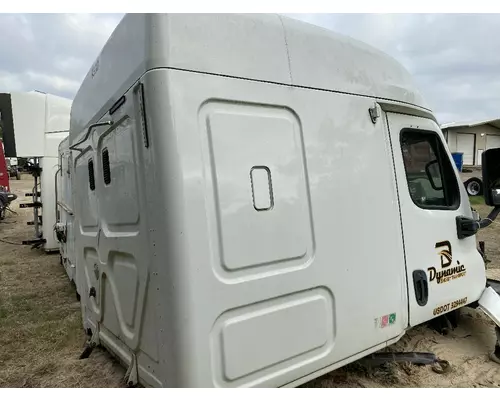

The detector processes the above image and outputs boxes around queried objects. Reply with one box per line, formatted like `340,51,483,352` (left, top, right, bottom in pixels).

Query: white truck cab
0,91,71,252
62,13,500,388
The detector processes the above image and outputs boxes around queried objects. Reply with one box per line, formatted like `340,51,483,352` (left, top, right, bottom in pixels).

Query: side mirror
482,148,500,206
425,160,443,191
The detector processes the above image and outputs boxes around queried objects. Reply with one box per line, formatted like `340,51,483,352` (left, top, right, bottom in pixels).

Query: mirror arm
457,206,500,240
478,206,500,229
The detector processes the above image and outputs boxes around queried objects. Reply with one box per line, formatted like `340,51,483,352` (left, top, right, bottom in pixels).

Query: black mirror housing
482,148,500,206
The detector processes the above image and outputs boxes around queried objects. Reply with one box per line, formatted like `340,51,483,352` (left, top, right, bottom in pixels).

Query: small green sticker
389,313,396,324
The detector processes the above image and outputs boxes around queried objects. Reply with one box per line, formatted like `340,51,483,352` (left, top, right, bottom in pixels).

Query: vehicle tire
464,177,483,196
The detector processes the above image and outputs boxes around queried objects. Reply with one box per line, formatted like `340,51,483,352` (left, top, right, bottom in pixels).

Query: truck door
386,112,486,327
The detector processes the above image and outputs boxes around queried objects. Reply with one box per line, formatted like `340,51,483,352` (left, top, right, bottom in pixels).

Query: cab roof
71,13,429,139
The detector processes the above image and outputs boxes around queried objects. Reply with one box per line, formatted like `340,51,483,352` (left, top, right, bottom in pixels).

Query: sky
0,13,499,125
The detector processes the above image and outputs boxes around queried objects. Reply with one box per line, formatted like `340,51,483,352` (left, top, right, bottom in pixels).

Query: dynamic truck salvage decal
428,241,467,284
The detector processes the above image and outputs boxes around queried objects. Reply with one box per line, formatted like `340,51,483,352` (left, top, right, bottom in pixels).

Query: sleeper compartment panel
210,287,335,387
99,117,140,233
201,101,314,280
75,150,99,230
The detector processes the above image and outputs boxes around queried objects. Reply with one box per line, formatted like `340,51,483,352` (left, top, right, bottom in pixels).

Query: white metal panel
70,13,430,142
478,287,500,328
167,69,408,386
79,68,406,387
216,290,332,382
9,92,46,157
166,14,290,84
69,13,445,389
2,91,71,158
203,104,312,274
70,13,291,141
57,136,76,283
281,16,427,109
456,133,475,165
75,92,153,364
45,131,69,158
72,68,411,387
45,94,72,133
387,113,486,327
41,131,69,252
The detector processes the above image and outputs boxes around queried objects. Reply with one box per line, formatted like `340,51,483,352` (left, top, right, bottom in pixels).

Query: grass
469,195,485,206
0,180,125,388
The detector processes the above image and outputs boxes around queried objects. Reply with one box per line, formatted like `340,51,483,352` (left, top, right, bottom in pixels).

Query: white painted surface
57,136,76,283
479,287,500,328
202,104,311,273
73,68,412,387
41,131,69,252
9,92,45,157
456,133,475,165
70,13,429,142
217,290,331,382
8,91,71,157
0,91,71,251
250,167,273,211
387,113,486,326
68,13,483,388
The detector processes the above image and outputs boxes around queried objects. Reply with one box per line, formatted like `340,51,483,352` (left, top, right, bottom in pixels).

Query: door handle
413,270,429,307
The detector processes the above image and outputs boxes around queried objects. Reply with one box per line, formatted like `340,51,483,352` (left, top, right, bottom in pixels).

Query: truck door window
400,129,460,210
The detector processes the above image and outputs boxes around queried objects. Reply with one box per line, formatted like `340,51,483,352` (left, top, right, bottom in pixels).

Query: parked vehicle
60,13,500,388
0,141,10,193
0,142,17,221
0,185,17,221
55,136,77,292
0,91,71,250
464,177,484,197
6,157,21,180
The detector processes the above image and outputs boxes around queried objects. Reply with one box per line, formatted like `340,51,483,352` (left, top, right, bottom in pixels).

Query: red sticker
381,315,389,328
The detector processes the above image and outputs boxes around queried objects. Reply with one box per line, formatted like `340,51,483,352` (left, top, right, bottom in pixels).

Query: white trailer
0,91,72,252
56,136,77,290
65,13,500,388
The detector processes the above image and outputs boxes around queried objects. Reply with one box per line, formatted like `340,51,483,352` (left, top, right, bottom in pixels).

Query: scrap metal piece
361,351,451,374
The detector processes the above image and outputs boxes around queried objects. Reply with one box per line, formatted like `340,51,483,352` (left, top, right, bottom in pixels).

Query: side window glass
400,130,459,209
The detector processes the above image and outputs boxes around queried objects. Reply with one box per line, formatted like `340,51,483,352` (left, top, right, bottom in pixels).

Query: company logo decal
428,241,466,284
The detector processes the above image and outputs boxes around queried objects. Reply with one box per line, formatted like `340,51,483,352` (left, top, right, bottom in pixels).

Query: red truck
0,140,17,220
0,140,10,192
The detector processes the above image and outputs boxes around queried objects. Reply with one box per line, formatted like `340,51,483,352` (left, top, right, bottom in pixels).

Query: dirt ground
0,176,125,388
1,175,500,388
